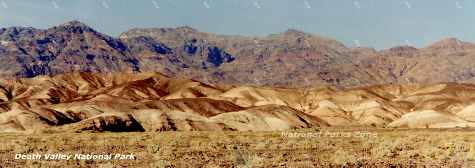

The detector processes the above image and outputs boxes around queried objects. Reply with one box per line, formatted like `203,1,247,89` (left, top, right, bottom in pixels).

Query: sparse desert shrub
237,153,264,168
331,149,357,165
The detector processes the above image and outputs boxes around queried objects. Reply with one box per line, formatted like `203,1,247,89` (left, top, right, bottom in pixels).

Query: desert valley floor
2,128,475,167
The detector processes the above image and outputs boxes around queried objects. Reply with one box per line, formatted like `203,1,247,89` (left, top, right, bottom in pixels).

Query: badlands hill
2,72,475,133
0,72,327,133
3,21,475,88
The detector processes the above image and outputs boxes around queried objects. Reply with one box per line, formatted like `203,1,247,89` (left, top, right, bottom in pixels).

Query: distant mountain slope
352,38,475,85
120,27,373,87
2,21,475,88
0,21,139,77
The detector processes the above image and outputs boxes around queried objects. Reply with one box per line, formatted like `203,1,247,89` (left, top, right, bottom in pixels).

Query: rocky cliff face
3,21,475,88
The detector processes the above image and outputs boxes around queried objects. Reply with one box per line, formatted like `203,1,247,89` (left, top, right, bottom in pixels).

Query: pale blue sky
0,0,474,49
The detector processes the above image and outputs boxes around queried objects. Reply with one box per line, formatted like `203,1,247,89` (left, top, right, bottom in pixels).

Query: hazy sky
0,0,474,49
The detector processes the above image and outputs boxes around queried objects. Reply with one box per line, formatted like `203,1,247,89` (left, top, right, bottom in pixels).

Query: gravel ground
1,128,475,167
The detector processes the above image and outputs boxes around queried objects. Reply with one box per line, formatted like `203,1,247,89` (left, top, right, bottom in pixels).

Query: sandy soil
2,128,475,167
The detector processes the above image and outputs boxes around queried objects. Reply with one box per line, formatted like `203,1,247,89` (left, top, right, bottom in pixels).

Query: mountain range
2,20,475,88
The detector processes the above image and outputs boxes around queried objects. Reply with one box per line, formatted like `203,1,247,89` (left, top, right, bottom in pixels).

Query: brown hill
0,72,329,133
4,73,475,133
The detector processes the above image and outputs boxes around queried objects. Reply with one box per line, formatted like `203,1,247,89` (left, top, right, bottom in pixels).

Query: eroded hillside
2,72,475,133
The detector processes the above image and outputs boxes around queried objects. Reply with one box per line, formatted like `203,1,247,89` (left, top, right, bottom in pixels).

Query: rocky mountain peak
383,45,418,53
58,20,89,28
281,29,308,37
427,37,475,50
380,45,418,57
52,20,96,33
174,26,198,33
